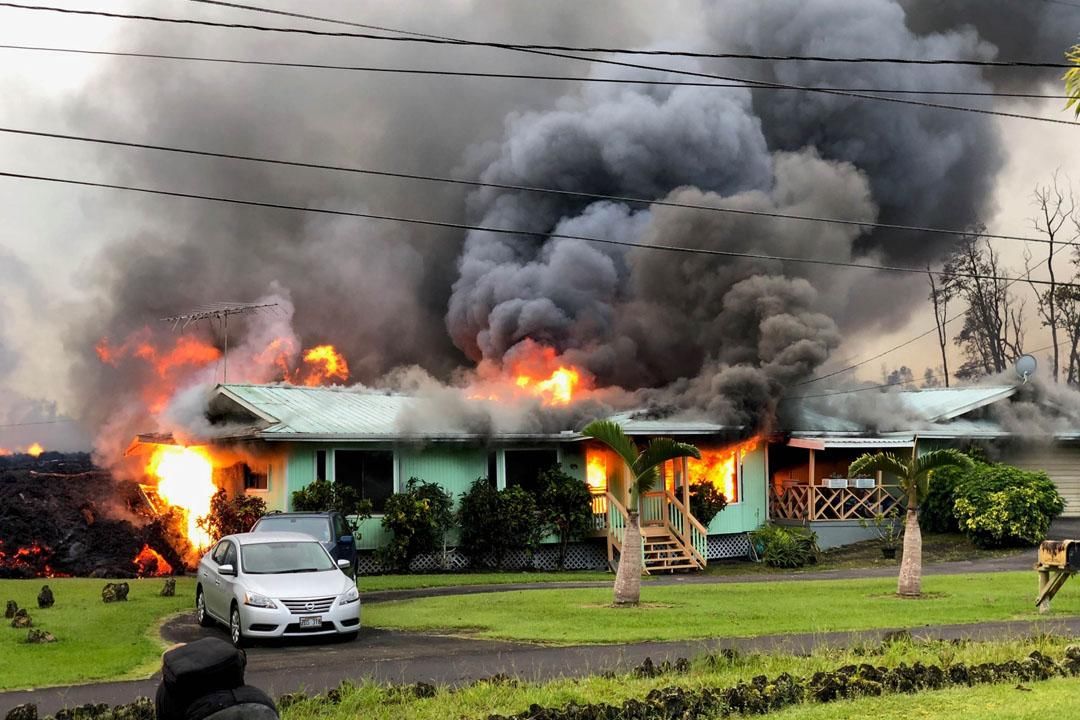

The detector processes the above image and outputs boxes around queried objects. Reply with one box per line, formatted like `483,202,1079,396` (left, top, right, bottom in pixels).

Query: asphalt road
5,611,1080,716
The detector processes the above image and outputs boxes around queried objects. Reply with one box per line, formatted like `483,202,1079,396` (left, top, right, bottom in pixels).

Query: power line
0,44,1071,100
3,168,1080,290
786,339,1068,399
3,3,1078,127
182,0,1072,68
0,418,76,429
0,125,1068,249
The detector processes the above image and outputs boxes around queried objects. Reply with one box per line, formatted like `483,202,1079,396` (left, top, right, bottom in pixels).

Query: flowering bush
952,464,1064,547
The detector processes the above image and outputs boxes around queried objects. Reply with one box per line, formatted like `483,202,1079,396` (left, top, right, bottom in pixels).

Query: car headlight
339,586,360,605
243,591,277,609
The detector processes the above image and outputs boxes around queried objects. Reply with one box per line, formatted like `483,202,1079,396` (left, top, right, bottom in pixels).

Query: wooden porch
589,455,709,573
769,440,903,521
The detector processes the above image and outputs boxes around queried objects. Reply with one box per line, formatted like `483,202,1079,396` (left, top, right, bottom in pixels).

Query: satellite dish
1015,354,1037,383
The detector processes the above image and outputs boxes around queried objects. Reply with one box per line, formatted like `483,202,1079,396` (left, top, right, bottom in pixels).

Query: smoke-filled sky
0,0,1077,451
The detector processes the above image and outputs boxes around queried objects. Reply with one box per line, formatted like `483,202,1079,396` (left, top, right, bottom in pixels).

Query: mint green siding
707,445,767,534
398,447,488,503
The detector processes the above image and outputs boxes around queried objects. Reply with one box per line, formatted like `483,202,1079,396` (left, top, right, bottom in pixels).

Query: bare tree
927,270,951,387
1024,174,1078,383
939,228,1026,380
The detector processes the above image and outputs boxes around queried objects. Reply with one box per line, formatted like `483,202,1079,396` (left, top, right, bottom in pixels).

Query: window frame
330,447,399,515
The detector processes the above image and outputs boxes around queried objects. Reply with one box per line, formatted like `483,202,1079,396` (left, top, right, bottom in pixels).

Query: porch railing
590,493,608,532
605,491,630,569
770,484,902,521
665,490,708,567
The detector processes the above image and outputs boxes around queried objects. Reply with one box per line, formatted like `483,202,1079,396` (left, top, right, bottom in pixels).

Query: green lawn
279,636,1079,720
0,577,195,691
769,678,1080,719
359,570,613,592
363,571,1080,644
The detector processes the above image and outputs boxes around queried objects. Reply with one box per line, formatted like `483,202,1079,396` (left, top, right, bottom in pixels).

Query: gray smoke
47,0,1053,448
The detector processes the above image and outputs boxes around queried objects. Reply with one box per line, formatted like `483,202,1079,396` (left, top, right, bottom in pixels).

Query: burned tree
927,270,953,387
939,228,1026,379
1024,175,1079,383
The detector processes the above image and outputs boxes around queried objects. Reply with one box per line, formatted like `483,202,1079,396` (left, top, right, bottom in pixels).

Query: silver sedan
196,531,360,647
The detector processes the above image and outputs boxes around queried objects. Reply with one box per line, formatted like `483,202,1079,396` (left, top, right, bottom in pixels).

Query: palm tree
849,443,972,597
582,420,701,606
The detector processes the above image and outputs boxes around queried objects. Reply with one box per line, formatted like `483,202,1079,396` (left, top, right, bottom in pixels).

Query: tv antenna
1014,354,1038,384
160,302,279,383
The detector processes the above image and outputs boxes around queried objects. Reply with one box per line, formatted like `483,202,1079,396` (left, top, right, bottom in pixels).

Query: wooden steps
643,529,700,573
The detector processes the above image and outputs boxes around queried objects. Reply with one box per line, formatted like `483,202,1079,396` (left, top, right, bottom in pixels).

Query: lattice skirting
357,534,750,574
707,533,751,560
356,540,609,575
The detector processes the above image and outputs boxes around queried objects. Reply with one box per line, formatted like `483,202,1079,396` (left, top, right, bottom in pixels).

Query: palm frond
634,466,660,496
1066,45,1080,118
582,420,639,470
633,437,702,477
913,449,973,477
848,452,910,481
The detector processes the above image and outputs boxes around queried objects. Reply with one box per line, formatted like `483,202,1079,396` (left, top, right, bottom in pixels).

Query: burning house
132,383,767,573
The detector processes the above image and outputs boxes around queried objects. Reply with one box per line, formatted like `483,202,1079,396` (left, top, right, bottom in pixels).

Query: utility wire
0,44,1071,99
0,125,1067,249
3,3,1077,127
0,418,75,429
3,168,1080,289
786,338,1069,399
182,0,1072,68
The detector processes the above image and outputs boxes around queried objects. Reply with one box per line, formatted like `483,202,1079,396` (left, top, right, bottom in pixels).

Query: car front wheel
196,589,214,628
229,604,246,648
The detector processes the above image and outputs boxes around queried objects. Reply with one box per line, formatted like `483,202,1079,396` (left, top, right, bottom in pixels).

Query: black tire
195,588,214,628
229,604,246,649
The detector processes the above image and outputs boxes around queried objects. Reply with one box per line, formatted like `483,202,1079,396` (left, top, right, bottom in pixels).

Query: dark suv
249,512,358,574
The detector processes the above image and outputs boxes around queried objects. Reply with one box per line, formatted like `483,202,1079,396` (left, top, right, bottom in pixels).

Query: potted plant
859,507,903,559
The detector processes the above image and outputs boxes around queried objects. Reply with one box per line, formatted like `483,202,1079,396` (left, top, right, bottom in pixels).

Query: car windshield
254,516,332,542
241,541,336,574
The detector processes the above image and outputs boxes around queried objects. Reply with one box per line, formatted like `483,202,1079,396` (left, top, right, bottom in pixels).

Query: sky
0,0,1077,451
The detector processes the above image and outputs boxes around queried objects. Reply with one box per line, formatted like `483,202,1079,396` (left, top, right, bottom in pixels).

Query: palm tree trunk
613,510,642,606
897,500,923,598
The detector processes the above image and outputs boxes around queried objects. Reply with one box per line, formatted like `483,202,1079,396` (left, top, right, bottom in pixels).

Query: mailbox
1038,540,1080,571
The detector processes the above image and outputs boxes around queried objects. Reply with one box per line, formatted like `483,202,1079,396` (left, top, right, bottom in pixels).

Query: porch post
681,456,690,509
808,449,816,521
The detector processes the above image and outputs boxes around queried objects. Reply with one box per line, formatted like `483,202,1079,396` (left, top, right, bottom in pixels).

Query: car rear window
253,516,332,542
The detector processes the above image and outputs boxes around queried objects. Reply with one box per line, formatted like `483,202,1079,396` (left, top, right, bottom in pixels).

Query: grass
359,571,614,592
279,636,1080,720
363,571,1080,644
702,533,1026,578
0,577,195,691
767,679,1080,719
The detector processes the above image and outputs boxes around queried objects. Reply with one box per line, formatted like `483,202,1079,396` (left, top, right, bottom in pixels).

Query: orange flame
132,544,174,577
299,344,349,385
686,437,761,503
97,330,222,412
147,446,217,551
506,344,589,406
0,447,11,457
26,442,44,458
586,452,608,491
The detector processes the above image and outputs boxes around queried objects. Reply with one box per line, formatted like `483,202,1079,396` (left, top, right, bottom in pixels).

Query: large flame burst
686,437,762,502
147,446,216,551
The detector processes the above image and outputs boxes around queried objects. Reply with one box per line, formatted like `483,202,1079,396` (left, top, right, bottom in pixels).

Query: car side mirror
218,564,236,576
337,559,352,570
339,535,354,544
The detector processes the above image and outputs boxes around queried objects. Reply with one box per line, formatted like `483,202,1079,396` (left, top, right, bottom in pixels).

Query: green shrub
378,478,454,572
537,467,595,570
689,482,728,527
920,463,969,533
953,463,1065,547
291,478,372,532
197,488,267,542
749,524,819,568
458,479,545,569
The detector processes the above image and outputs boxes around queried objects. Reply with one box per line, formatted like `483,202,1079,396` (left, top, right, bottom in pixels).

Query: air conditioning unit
824,478,848,489
852,477,876,489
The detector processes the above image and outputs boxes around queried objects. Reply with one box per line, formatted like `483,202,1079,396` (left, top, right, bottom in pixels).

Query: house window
315,450,327,482
486,451,499,487
334,450,395,512
243,464,268,491
504,448,559,495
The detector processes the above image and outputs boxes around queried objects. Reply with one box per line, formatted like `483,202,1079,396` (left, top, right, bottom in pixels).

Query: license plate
299,616,322,628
